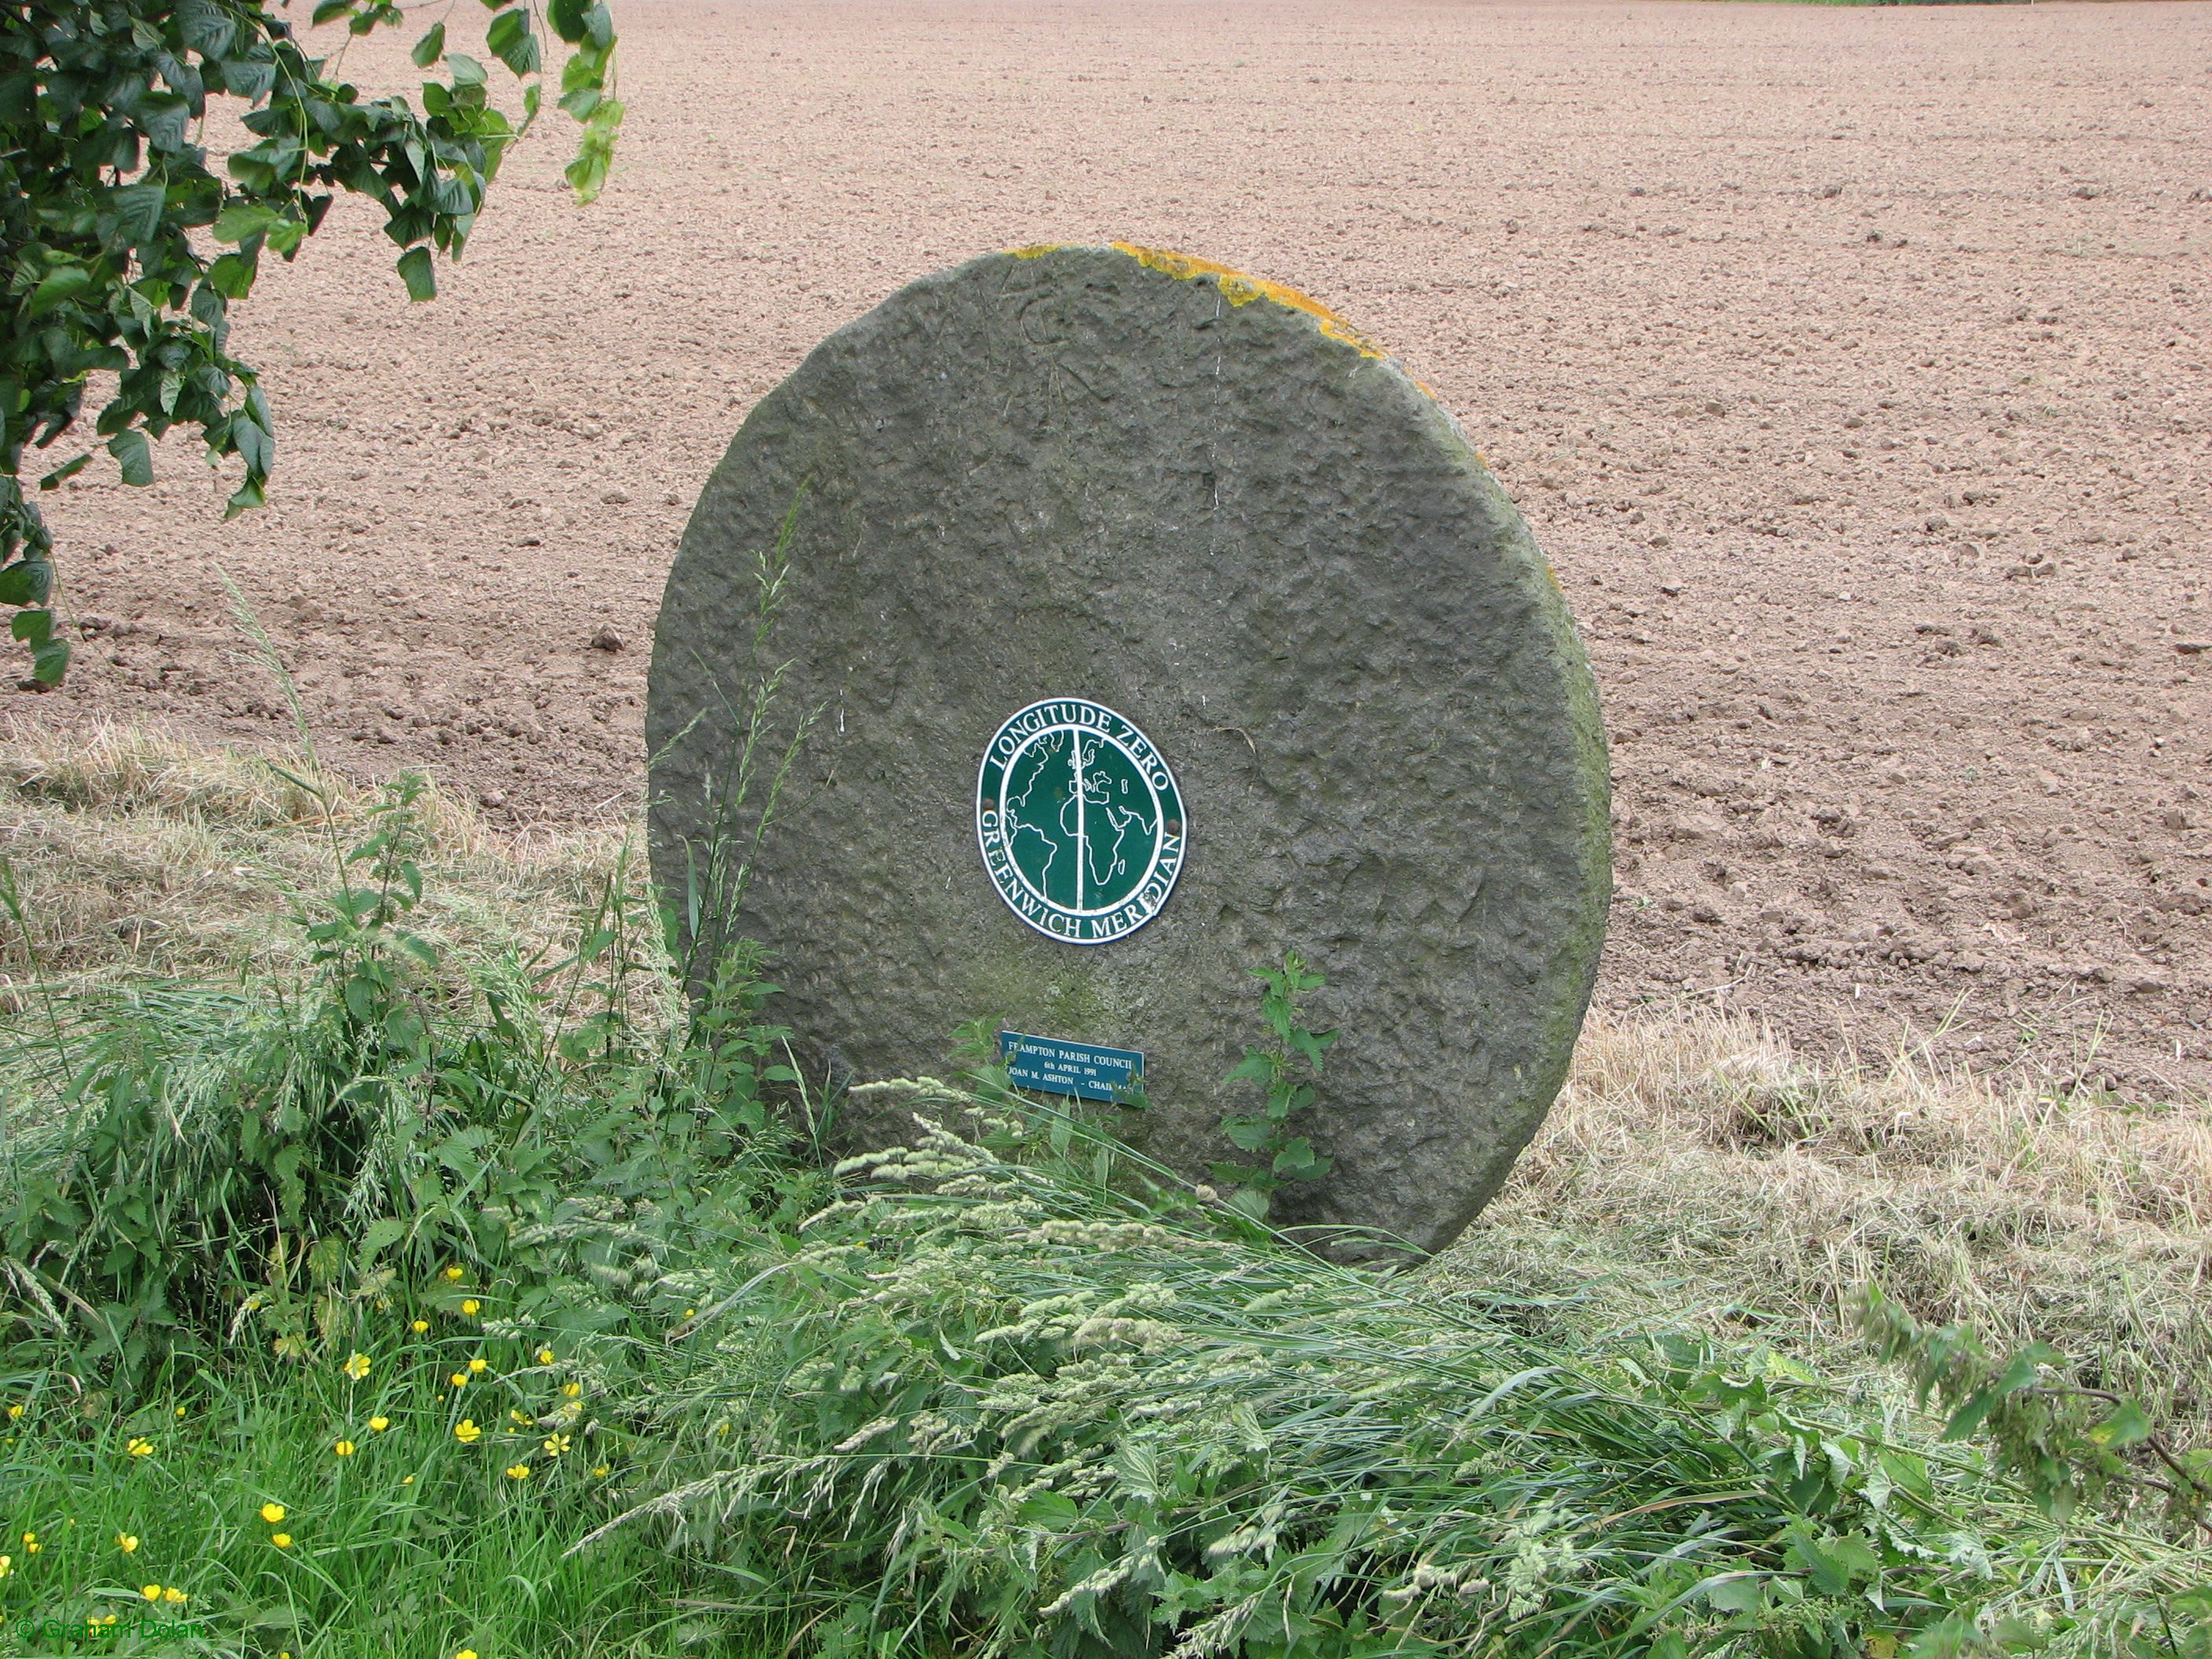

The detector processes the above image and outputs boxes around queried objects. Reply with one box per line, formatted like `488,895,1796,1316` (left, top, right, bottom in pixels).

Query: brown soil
28,0,2212,1097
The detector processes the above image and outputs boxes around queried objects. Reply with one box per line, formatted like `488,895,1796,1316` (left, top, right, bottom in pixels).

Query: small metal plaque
999,1031,1144,1104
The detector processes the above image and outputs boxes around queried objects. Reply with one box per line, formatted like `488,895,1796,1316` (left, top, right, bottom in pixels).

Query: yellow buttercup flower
684,1309,696,1319
461,1299,481,1317
401,1474,415,1485
562,1382,581,1399
454,1419,482,1444
334,1439,357,1457
450,1372,469,1389
162,1587,188,1606
591,1463,610,1478
116,1533,139,1554
174,1405,186,1418
510,1410,530,1426
542,1433,570,1457
369,1415,390,1432
412,1319,430,1334
444,1266,464,1282
271,1532,293,1549
141,1584,162,1601
342,1352,371,1381
0,1555,11,1581
260,1503,286,1524
457,1650,479,1659
504,1463,531,1481
126,1436,154,1456
467,1357,487,1374
21,1530,38,1554
5,1403,21,1420
535,1347,555,1364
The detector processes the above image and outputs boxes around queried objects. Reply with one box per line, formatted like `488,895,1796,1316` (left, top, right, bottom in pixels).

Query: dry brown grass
7,722,2205,1450
0,717,633,993
1440,1011,2212,1445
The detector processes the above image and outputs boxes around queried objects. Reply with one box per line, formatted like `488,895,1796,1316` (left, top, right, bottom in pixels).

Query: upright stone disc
647,244,1610,1256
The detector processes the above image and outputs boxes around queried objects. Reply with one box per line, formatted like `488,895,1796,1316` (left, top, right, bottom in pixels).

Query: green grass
2,1337,753,1657
0,729,2206,1657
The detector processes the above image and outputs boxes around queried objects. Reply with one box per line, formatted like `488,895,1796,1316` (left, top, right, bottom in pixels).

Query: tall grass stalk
591,1084,2208,1658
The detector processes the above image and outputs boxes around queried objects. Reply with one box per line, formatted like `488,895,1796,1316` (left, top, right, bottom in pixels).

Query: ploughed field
35,0,2211,1096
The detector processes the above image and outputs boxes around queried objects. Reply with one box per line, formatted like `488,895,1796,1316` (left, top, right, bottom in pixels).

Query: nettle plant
0,0,624,683
1211,949,1336,1218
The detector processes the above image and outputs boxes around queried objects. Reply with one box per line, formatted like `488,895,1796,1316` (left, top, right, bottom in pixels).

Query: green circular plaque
976,698,1186,945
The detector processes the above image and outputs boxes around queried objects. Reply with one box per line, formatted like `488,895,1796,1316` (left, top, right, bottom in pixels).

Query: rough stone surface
646,244,1611,1256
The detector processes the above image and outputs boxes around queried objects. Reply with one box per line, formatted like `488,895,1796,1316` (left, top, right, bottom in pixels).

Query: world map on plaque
975,698,1186,945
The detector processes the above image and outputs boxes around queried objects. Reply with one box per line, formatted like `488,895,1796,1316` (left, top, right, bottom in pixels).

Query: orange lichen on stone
1001,240,1412,367
1106,243,1388,360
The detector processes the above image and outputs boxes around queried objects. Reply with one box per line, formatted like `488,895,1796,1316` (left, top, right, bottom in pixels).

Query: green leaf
10,608,53,646
221,57,277,101
38,456,91,491
487,9,539,76
28,264,95,316
1942,1388,2001,1442
1702,1574,1765,1615
1226,1052,1273,1085
1877,1447,1932,1498
214,201,278,244
310,0,353,23
396,247,437,302
233,410,275,477
566,145,610,207
1786,1529,1879,1596
411,21,446,65
138,93,192,151
1270,1137,1330,1180
108,430,155,486
549,0,590,41
357,1217,407,1264
32,639,71,686
1993,1346,2053,1396
448,53,488,86
2088,1398,2154,1449
1221,1116,1274,1153
179,0,239,57
112,181,167,247
0,562,53,606
1906,1617,1985,1659
1016,1490,1081,1528
207,251,258,298
1223,1185,1271,1220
